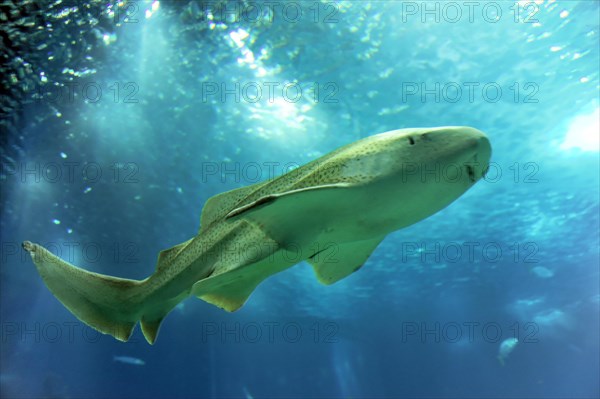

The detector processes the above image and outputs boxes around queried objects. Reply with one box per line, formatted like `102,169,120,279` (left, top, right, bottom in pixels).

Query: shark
22,126,491,344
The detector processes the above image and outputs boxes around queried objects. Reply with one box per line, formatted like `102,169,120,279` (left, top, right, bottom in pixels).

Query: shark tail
22,241,151,343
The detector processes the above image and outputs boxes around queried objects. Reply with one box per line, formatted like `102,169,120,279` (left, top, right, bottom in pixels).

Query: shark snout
452,128,491,183
467,131,492,182
417,126,492,183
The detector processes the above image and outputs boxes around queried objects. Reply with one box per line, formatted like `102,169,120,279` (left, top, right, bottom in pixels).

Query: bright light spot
550,45,563,52
230,29,249,48
67,228,73,234
240,48,255,64
560,106,600,151
518,0,543,6
60,152,67,159
152,1,160,12
102,33,116,45
532,266,554,279
83,187,92,194
379,68,393,79
145,9,152,19
269,98,297,119
580,76,589,83
559,10,569,18
533,309,568,328
515,297,545,308
53,219,61,225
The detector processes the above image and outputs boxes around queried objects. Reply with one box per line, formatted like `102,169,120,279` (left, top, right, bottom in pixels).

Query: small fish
242,386,254,399
497,338,518,366
113,356,145,366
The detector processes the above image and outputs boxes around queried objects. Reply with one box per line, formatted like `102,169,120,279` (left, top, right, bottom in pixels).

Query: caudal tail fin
22,241,151,343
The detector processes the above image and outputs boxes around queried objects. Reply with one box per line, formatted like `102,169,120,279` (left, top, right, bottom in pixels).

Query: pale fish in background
242,386,254,399
497,338,518,366
113,356,145,366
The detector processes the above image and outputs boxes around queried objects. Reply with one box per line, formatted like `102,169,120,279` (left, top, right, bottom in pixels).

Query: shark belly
240,184,379,249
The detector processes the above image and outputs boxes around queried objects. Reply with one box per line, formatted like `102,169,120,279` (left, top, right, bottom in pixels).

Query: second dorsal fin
155,238,193,272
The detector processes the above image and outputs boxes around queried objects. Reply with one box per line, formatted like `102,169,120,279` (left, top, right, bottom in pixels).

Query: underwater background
1,0,599,398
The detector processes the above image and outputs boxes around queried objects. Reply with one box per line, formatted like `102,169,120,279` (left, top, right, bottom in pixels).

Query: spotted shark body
23,126,491,344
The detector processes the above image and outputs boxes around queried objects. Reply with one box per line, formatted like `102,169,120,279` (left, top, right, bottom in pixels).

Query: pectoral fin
197,275,266,312
308,236,385,285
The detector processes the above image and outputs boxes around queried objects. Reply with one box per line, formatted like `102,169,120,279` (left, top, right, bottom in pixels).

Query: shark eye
407,136,415,145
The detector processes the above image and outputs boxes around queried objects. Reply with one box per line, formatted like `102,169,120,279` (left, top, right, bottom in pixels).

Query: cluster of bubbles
0,0,269,155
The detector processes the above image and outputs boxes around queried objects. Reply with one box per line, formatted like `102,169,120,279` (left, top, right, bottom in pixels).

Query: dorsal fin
156,238,193,272
199,181,268,233
198,274,266,312
308,236,385,285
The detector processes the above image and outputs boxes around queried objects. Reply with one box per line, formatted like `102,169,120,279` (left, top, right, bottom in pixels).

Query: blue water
1,1,599,398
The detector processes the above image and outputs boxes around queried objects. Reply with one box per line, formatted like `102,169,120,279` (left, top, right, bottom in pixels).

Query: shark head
337,126,492,233
347,126,490,182
393,125,492,184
